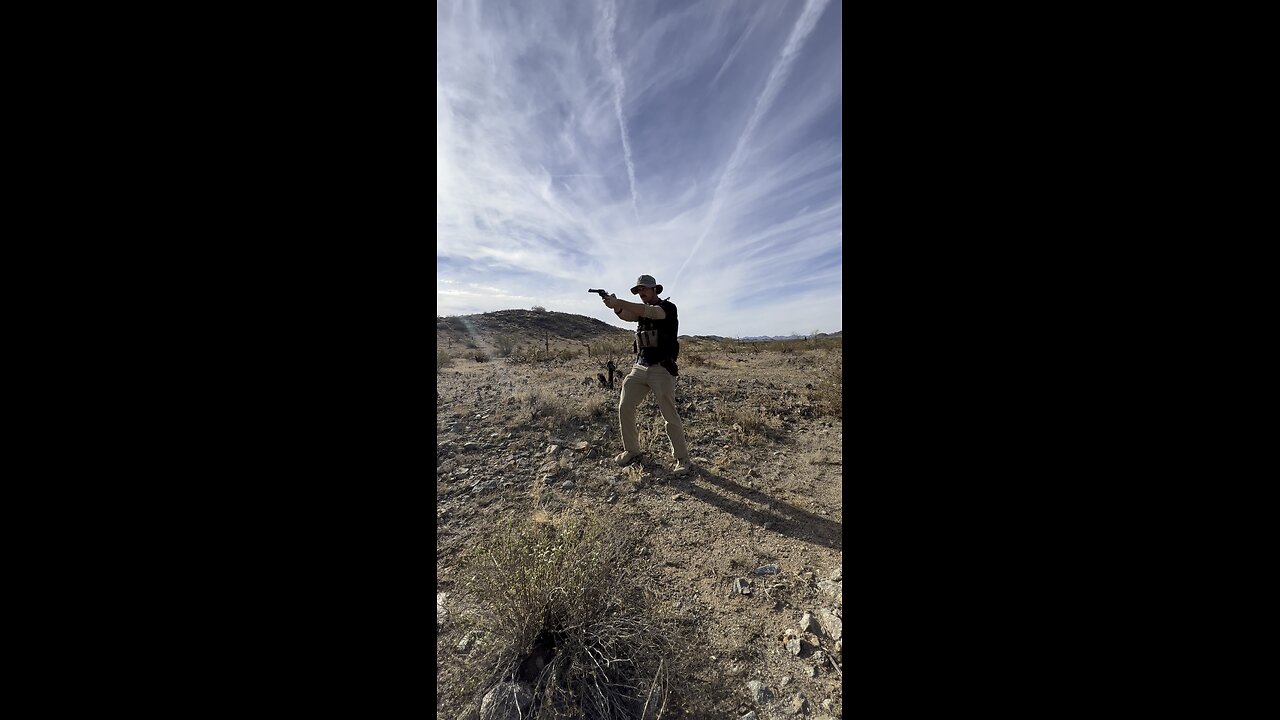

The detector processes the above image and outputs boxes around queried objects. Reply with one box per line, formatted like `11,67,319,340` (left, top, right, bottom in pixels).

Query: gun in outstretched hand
588,289,614,299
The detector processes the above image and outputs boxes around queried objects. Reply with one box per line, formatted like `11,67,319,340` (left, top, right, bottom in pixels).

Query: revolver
588,289,614,299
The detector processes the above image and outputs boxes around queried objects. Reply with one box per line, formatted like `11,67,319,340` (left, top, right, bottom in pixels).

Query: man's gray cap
630,275,663,294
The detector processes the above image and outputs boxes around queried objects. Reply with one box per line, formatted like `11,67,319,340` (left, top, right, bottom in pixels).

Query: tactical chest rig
635,299,679,376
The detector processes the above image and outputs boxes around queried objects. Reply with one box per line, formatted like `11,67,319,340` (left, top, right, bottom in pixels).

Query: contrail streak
676,0,831,283
602,0,640,220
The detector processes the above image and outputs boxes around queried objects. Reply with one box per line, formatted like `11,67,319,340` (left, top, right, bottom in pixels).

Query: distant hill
437,309,631,344
437,309,840,346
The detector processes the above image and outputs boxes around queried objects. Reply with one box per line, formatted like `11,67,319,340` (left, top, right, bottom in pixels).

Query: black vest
635,299,679,365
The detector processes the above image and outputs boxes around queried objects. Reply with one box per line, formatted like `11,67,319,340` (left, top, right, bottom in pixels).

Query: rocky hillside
437,309,631,345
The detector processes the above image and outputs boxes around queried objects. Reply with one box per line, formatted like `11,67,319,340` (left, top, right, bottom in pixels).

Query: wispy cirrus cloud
437,0,841,337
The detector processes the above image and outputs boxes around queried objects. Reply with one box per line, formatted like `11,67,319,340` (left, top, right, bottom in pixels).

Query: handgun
588,289,613,298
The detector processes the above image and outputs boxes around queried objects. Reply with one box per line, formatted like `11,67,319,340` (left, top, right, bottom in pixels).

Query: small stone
799,612,815,634
561,480,575,491
739,713,757,720
673,494,685,501
538,461,559,475
734,577,752,595
606,494,617,504
817,579,841,600
786,637,801,656
830,565,842,581
573,441,589,450
546,445,560,455
786,694,807,716
747,680,772,704
456,633,473,653
754,564,780,575
780,675,792,687
805,665,817,678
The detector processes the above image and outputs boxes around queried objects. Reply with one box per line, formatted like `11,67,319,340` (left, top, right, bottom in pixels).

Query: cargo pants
618,363,688,460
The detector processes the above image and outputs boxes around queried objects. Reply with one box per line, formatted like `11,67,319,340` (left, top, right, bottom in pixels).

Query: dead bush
807,356,843,419
717,405,785,445
441,511,710,718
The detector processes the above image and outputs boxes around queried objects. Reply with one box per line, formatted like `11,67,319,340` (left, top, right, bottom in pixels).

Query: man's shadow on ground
666,467,842,551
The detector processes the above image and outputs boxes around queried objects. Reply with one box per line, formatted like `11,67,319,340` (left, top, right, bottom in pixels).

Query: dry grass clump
807,355,843,419
513,387,611,430
437,350,452,374
717,405,785,444
442,510,707,718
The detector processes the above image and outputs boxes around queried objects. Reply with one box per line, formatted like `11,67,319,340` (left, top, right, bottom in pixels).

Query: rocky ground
437,341,843,718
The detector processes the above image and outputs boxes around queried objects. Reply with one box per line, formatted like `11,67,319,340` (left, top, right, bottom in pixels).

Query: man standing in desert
600,275,692,475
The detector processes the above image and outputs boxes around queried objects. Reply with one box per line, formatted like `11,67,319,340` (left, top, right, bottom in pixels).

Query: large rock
479,682,533,720
816,608,842,640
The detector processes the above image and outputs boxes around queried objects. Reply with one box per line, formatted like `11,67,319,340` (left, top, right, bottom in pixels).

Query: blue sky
437,0,841,338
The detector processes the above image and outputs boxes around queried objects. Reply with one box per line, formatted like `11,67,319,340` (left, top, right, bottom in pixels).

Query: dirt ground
437,342,843,718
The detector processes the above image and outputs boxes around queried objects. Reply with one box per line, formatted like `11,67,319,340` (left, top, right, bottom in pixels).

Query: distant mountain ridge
436,309,841,343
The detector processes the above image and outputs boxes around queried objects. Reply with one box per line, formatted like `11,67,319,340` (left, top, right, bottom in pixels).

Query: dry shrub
681,350,706,366
717,405,785,444
808,355,843,419
442,510,712,718
582,394,608,419
437,350,453,374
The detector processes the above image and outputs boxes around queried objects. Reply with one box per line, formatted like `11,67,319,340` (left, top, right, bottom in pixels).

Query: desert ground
437,328,843,719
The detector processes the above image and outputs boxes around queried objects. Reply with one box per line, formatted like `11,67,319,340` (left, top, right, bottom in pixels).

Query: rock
734,577,752,595
437,592,448,628
561,480,575,491
537,461,559,475
754,564,780,575
573,441,589,450
817,579,841,600
816,608,842,640
805,664,817,678
799,612,815,634
606,493,617,504
780,675,792,687
785,694,807,716
786,637,801,656
830,565,842,581
479,681,533,720
739,714,757,720
833,638,842,660
456,632,473,653
546,445,560,456
747,680,772,704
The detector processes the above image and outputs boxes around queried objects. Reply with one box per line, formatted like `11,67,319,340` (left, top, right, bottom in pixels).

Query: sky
437,0,841,338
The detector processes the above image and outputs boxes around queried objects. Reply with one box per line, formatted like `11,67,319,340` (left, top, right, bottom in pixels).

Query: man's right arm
614,308,639,322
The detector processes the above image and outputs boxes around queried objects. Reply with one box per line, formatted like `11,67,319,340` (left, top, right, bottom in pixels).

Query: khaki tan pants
618,364,688,460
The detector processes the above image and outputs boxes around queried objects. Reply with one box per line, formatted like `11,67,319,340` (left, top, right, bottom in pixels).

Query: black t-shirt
636,299,678,365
